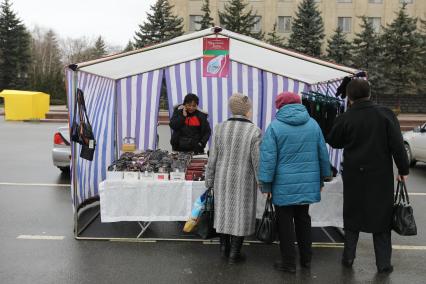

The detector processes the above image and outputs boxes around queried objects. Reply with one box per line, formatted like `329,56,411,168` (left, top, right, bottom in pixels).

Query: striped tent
66,27,359,213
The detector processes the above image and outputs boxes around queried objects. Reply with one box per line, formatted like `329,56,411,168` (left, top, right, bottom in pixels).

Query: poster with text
203,38,230,78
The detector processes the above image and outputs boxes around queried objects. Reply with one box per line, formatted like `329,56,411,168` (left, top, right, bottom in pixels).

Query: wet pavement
0,118,425,283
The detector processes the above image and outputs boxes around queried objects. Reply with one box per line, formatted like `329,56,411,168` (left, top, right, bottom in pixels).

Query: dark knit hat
275,92,302,109
229,93,252,116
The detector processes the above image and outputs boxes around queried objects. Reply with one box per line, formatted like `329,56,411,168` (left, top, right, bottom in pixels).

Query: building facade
169,0,425,42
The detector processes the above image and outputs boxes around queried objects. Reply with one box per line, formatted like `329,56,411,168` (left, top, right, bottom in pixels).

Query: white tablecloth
99,176,343,227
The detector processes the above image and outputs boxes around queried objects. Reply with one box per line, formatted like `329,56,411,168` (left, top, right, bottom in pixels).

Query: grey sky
10,0,157,47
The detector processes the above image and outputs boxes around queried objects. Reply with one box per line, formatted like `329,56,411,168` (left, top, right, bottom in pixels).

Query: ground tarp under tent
65,27,358,239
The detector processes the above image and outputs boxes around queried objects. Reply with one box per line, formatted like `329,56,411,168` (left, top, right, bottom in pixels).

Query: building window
338,17,352,33
252,16,262,33
278,16,292,33
367,17,381,33
368,0,383,3
189,15,202,31
337,0,352,3
400,0,413,3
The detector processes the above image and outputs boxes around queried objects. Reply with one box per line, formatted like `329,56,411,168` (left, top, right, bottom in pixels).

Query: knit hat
229,93,252,116
275,92,302,109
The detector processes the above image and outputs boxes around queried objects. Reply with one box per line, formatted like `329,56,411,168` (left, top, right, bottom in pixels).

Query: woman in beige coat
205,93,261,264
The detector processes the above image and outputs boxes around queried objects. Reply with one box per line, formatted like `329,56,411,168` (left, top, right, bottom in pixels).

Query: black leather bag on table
256,196,277,244
392,181,417,236
195,188,218,239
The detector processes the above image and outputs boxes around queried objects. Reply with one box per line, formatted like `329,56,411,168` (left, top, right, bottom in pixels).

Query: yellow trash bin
0,90,50,121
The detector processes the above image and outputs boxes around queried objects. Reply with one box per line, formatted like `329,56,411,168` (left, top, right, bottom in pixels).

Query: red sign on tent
203,38,230,78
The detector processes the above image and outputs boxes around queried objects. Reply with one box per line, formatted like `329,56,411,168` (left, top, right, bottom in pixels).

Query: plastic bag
183,191,207,233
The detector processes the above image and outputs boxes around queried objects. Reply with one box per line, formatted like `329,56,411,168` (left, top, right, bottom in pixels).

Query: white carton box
153,173,169,181
123,171,139,180
169,171,186,181
106,171,124,180
139,171,154,180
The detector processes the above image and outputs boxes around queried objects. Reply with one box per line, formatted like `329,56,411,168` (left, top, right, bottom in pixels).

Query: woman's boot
228,236,245,264
220,234,231,258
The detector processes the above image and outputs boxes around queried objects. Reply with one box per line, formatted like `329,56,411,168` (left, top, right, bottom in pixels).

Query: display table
99,176,343,229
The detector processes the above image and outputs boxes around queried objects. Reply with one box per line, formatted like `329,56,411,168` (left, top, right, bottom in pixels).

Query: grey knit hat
229,93,252,116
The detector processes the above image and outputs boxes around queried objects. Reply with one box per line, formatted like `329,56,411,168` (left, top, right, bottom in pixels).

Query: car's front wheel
405,143,417,167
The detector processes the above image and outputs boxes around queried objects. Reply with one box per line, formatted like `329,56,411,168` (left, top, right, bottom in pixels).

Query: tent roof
73,27,358,84
0,90,49,97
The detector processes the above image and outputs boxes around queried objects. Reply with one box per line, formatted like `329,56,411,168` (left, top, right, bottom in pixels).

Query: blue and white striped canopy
67,28,357,210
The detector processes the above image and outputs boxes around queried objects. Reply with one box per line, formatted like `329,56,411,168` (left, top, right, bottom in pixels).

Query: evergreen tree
134,0,184,48
92,36,107,58
196,0,214,30
380,4,421,96
287,0,324,57
0,0,31,90
416,19,426,95
265,23,286,48
352,17,382,99
123,40,134,52
326,27,352,66
219,0,263,39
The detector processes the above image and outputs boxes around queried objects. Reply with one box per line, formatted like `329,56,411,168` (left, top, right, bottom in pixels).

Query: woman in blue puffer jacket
259,92,331,273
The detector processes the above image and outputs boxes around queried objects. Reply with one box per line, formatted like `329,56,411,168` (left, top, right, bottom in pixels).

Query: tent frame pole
72,71,79,238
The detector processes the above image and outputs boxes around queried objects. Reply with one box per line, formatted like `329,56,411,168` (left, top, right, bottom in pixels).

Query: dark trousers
343,229,392,269
276,205,312,266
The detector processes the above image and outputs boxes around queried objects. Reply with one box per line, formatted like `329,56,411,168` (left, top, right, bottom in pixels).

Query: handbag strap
77,88,92,129
72,88,78,125
401,180,410,205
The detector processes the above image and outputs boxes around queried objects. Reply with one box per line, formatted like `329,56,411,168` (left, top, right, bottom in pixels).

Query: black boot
220,234,230,258
228,236,245,264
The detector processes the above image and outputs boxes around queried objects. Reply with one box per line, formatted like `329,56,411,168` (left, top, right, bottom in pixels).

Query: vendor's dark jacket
327,100,409,233
169,105,211,153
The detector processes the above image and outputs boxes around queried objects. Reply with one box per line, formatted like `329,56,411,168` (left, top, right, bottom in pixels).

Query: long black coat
169,105,211,153
327,100,409,233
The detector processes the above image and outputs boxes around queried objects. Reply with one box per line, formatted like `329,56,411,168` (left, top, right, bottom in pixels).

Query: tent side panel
69,71,116,208
165,59,263,131
116,69,164,152
261,71,309,130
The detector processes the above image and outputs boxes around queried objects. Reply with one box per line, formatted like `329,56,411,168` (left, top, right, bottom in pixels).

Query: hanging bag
256,196,276,244
195,188,217,239
72,88,96,161
392,181,417,236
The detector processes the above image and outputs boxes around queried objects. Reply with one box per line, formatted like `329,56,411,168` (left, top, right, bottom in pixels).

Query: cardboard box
153,173,169,181
106,171,124,180
123,171,139,180
139,172,154,180
170,171,186,181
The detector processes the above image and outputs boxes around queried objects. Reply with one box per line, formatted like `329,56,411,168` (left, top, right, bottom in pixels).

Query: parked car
52,125,71,172
403,123,426,167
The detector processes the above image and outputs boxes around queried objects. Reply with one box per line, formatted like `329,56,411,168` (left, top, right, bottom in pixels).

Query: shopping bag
195,188,217,239
256,196,276,244
392,181,417,236
183,191,207,233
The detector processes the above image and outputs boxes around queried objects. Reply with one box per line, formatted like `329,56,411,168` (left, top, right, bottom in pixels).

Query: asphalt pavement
0,118,425,284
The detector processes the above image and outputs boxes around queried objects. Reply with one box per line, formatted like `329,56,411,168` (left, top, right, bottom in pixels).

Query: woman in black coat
169,93,211,153
327,79,409,274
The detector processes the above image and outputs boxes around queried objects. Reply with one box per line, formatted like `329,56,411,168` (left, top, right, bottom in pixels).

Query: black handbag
70,88,96,161
392,181,417,236
195,188,217,239
256,196,276,244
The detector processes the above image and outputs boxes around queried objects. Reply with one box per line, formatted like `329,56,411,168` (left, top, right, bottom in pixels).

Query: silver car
404,123,426,167
52,125,71,172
